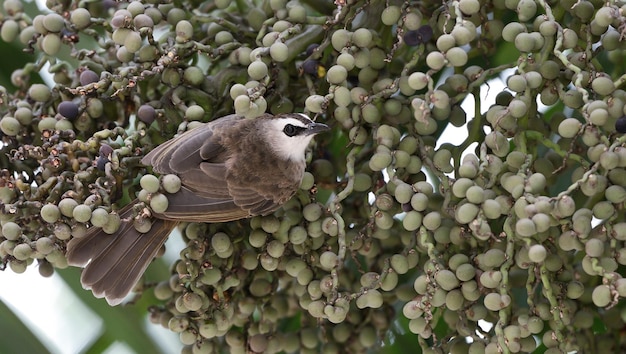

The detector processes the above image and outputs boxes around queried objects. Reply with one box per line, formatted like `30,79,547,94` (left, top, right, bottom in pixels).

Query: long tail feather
66,201,178,306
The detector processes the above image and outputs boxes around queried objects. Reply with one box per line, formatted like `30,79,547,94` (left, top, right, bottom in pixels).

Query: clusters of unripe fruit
1,0,626,353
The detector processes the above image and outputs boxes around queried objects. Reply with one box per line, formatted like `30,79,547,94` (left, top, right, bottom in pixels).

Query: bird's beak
305,122,330,135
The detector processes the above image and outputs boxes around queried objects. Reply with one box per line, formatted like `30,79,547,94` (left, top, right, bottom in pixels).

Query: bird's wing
142,114,286,222
226,183,289,216
223,154,304,217
157,186,250,222
141,114,239,174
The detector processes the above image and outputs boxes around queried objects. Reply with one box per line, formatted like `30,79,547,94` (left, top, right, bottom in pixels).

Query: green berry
435,269,460,290
394,183,414,204
515,218,536,237
140,174,160,193
150,193,169,214
102,213,121,235
1,20,19,42
369,151,392,171
484,293,511,311
517,0,537,21
591,75,615,96
12,243,32,261
269,42,289,62
90,207,109,228
331,29,351,51
426,51,445,70
352,28,373,48
446,47,468,67
72,204,93,223
305,94,325,113
211,232,231,253
43,13,65,33
161,174,182,194
28,84,51,102
459,0,481,15
404,12,422,30
390,254,410,274
356,290,383,309
35,237,55,254
175,20,194,42
402,211,422,231
456,263,476,282
248,61,268,80
336,53,355,71
381,6,401,25
592,284,611,307
319,251,338,270
422,211,442,231
528,244,547,262
408,72,428,91
326,65,348,85
455,203,479,224
0,116,21,136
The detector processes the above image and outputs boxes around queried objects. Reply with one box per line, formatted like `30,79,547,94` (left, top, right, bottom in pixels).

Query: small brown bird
67,113,329,305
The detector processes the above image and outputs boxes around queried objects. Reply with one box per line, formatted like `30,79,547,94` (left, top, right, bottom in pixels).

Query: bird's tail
66,200,178,305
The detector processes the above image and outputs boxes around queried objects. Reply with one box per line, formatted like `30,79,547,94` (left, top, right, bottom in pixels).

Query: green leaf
57,267,173,354
0,298,50,354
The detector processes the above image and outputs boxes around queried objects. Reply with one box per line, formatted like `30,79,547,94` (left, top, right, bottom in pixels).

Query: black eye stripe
283,124,305,137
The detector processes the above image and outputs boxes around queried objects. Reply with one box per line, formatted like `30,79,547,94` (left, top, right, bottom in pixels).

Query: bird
66,112,329,305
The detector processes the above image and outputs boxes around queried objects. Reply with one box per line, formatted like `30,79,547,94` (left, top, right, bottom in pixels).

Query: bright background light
0,234,185,353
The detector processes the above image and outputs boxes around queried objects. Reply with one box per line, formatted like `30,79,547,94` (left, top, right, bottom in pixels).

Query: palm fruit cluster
1,0,626,353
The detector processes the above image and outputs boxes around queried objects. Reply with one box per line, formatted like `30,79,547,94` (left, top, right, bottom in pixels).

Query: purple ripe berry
96,156,109,171
616,116,626,133
404,25,434,46
57,101,79,119
306,43,319,56
137,104,157,124
302,59,321,76
99,144,114,157
79,69,99,86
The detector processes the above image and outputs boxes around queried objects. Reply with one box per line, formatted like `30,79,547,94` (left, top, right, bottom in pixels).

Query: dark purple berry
57,101,79,119
404,25,434,46
418,26,434,42
79,69,99,86
137,104,156,124
61,29,79,43
306,43,319,56
302,59,320,76
99,144,114,157
96,156,109,171
616,116,626,133
103,0,117,10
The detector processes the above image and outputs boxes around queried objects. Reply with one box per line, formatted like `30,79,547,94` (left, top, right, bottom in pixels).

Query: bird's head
262,113,329,162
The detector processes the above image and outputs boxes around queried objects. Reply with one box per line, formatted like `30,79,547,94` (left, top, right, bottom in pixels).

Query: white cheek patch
273,135,315,161
266,118,314,161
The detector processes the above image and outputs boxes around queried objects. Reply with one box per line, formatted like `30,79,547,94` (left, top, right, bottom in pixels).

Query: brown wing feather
142,114,240,173
142,115,256,221
182,163,231,197
225,159,304,217
156,186,249,222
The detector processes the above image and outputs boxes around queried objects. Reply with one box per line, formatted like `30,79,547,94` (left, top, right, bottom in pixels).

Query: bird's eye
283,124,299,137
